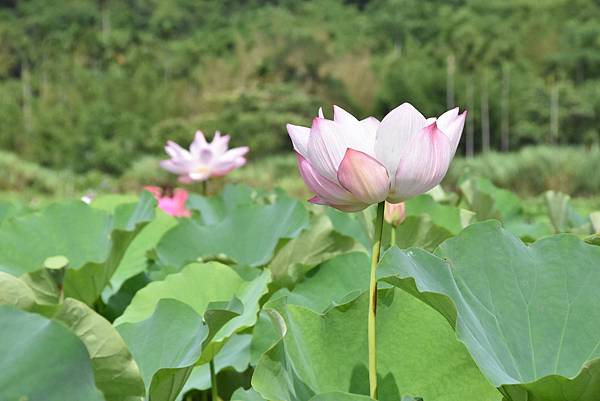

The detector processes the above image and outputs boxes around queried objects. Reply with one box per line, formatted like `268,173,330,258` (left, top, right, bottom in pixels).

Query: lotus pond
1,175,599,401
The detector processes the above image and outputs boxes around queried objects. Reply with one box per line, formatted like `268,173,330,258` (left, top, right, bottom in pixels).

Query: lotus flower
287,103,466,212
384,201,406,227
160,131,249,182
144,186,191,217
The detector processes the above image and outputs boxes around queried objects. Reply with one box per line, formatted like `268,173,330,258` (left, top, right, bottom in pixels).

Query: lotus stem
368,201,385,399
209,359,218,401
202,180,208,196
390,226,396,247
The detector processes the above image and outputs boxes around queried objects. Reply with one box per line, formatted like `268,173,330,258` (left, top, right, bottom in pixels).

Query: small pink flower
160,131,249,182
144,186,191,217
287,104,466,212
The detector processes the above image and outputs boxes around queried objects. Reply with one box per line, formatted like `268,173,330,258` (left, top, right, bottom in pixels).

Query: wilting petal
388,122,452,202
297,153,359,206
337,148,390,204
190,131,208,158
437,108,467,157
287,124,310,157
374,102,427,177
306,117,347,181
333,105,359,125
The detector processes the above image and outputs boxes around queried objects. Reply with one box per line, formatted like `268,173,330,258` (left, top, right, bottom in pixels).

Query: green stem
201,180,208,196
209,359,218,401
368,201,386,399
390,226,396,247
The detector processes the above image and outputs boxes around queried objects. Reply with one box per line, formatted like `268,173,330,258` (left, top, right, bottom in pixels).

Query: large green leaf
116,298,237,401
254,250,500,401
0,201,111,276
404,194,474,234
386,214,454,251
0,194,155,305
378,220,600,401
271,252,370,313
0,272,146,401
177,334,252,399
54,298,146,401
186,184,258,225
116,262,270,359
109,210,178,294
0,305,104,401
269,213,360,289
254,290,499,401
155,196,308,268
64,193,156,304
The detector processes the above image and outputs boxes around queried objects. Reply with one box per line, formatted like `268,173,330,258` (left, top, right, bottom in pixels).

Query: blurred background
1,0,599,201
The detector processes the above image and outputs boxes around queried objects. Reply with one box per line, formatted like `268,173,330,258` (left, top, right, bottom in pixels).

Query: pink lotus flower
287,103,466,212
384,201,406,227
144,186,191,217
160,131,249,182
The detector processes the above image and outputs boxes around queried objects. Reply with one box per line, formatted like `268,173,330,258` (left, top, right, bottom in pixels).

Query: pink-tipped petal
308,196,367,212
333,105,359,125
437,109,467,157
297,152,359,206
287,124,310,157
337,148,390,204
374,102,427,177
388,122,452,202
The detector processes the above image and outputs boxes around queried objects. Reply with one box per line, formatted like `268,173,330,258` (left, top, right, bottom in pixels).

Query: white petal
333,105,359,125
287,124,310,157
190,131,208,158
165,141,192,161
210,131,230,156
306,117,348,181
374,102,427,177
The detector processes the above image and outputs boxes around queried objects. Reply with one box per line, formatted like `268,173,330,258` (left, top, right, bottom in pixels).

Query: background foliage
1,0,600,176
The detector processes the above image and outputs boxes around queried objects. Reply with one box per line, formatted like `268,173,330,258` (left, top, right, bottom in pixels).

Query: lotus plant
160,130,249,185
144,186,191,217
287,103,466,399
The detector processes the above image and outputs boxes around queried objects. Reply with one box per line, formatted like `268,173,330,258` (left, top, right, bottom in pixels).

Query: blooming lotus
160,131,249,182
287,103,466,212
384,201,406,227
144,186,191,217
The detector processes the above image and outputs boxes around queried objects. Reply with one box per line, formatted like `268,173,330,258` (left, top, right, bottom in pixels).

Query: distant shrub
445,146,600,196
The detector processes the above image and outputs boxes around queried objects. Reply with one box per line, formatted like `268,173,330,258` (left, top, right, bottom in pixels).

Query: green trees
0,0,599,175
